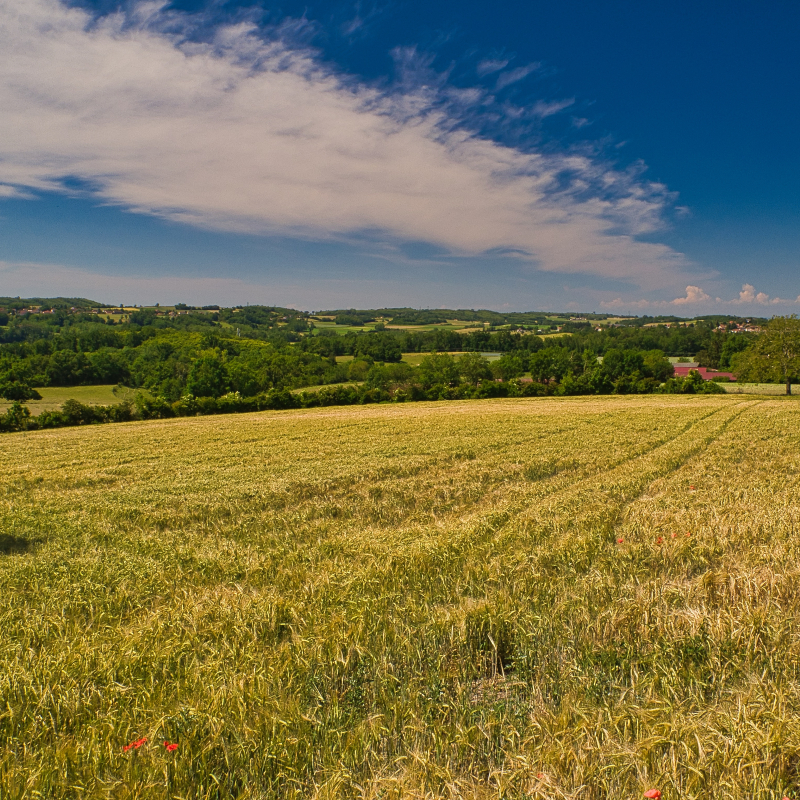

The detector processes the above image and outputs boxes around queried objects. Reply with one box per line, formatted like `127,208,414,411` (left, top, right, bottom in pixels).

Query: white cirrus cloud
530,98,575,118
0,183,29,198
0,0,690,288
476,58,509,77
494,62,542,90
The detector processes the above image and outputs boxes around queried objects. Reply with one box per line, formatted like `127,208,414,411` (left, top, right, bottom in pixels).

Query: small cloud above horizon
671,285,711,305
601,283,800,313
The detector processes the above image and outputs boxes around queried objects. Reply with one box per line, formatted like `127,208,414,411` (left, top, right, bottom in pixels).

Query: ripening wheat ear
1,395,798,799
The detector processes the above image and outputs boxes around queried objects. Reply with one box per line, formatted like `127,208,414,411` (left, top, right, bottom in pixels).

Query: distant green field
335,353,500,367
722,382,789,395
337,353,462,366
403,352,502,364
2,396,800,797
401,352,432,366
311,320,382,334
333,352,426,366
289,381,363,394
314,319,486,335
0,384,136,412
385,321,486,333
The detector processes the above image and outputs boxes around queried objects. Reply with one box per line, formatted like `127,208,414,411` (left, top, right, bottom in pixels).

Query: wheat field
1,395,799,799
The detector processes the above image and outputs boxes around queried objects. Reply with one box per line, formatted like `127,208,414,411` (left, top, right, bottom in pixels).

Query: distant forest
0,298,765,412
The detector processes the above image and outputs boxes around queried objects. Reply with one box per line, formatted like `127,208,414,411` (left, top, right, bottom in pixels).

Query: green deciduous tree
417,352,459,389
0,381,41,401
458,352,492,385
490,352,527,381
528,347,572,384
365,362,413,390
186,352,229,398
0,401,31,431
756,315,800,395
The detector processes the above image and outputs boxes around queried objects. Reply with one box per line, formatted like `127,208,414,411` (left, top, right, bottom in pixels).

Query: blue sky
0,0,798,312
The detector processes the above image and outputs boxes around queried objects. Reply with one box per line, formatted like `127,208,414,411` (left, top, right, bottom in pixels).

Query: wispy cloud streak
495,62,541,90
476,58,509,76
0,0,688,287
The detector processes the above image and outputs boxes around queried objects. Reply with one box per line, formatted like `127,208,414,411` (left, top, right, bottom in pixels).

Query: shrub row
0,382,549,433
0,372,721,434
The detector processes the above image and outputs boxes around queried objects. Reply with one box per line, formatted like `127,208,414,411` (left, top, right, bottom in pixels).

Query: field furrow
0,396,798,799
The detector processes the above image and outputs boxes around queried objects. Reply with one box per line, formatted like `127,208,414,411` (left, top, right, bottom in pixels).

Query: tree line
2,302,798,413
1,349,724,433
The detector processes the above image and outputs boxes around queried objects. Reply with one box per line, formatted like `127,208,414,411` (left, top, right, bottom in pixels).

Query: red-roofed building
673,366,736,381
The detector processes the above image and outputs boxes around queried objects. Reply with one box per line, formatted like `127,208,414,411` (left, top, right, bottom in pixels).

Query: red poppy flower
536,773,544,780
686,532,691,537
689,485,695,490
656,536,663,544
671,533,677,539
123,737,147,752
617,537,624,544
643,791,661,799
163,741,179,752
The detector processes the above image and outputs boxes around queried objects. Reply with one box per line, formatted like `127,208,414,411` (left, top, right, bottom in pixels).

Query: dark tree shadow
0,534,43,555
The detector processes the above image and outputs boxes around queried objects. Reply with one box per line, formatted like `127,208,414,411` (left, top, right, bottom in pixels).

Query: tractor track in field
308,400,763,605
499,399,762,542
275,399,748,524
429,399,762,545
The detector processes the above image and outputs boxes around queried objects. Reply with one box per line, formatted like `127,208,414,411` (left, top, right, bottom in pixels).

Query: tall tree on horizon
757,315,800,395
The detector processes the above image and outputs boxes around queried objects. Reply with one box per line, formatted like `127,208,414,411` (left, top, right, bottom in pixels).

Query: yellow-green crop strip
0,384,135,413
1,395,799,799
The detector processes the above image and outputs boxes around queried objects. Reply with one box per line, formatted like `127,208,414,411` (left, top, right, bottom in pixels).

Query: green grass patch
722,382,790,395
337,352,499,367
313,319,483,335
385,320,485,332
311,320,384,334
290,381,363,393
0,384,135,412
